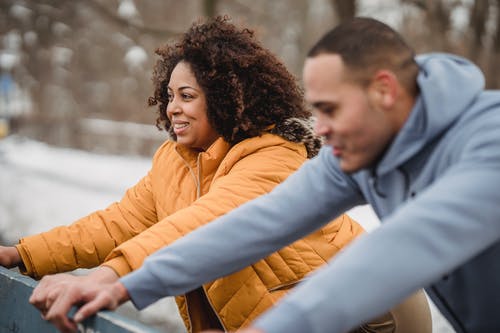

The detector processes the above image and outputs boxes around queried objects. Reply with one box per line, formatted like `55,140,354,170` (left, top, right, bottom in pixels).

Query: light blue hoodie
121,54,500,333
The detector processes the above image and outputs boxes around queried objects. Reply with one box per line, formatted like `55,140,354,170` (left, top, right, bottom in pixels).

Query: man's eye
318,105,336,115
313,107,334,116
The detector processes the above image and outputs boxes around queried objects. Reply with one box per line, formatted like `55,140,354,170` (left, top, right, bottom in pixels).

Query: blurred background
1,0,500,155
1,1,499,332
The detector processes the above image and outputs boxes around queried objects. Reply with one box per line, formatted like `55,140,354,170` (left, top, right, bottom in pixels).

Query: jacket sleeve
103,142,310,276
15,144,166,279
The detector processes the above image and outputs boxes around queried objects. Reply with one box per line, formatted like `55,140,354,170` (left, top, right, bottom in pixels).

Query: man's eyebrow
311,101,336,109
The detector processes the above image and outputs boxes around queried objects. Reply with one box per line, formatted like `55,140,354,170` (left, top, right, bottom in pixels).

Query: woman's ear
369,70,399,108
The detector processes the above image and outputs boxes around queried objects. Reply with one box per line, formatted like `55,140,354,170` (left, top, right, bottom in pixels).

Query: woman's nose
167,99,181,115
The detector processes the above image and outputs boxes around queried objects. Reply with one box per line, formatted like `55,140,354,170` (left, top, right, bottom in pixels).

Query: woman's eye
182,93,193,100
167,93,173,102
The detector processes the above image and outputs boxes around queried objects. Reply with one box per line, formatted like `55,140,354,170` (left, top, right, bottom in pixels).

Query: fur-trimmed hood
168,116,323,159
271,117,323,158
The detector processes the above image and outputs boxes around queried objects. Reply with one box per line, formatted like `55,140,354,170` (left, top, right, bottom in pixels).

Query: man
41,17,500,333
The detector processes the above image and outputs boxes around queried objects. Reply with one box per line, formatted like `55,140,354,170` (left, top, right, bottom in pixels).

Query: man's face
303,54,396,173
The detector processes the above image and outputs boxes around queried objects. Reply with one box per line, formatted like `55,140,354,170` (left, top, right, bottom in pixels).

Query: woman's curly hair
148,16,312,146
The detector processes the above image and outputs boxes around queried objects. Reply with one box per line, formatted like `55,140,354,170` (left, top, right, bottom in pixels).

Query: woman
0,16,361,332
2,17,429,333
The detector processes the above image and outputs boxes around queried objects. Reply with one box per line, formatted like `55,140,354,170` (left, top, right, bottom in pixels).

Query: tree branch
84,0,183,39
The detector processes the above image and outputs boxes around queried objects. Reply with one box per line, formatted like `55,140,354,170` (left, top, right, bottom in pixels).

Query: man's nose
314,118,330,136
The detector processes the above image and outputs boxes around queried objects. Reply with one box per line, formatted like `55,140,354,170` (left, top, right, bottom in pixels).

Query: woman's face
166,61,219,151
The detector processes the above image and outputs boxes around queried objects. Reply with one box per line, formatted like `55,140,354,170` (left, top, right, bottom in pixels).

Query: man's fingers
74,290,119,323
31,283,60,311
48,313,77,333
30,273,76,312
30,275,56,306
30,286,49,311
44,289,59,311
42,312,77,333
37,280,123,331
44,289,81,333
73,297,105,322
44,293,73,321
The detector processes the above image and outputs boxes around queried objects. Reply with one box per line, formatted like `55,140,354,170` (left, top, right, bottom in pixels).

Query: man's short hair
308,17,419,94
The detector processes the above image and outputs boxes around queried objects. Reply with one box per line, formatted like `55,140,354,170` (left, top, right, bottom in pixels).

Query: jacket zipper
184,295,194,333
184,153,225,331
196,154,201,198
174,148,200,333
201,285,227,331
174,148,200,199
196,155,226,330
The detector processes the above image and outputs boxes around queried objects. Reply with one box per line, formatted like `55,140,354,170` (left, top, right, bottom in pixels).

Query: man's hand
29,273,79,316
43,281,130,333
73,281,130,322
29,266,119,318
0,246,21,268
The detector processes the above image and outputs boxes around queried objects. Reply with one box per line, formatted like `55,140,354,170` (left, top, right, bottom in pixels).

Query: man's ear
369,70,399,108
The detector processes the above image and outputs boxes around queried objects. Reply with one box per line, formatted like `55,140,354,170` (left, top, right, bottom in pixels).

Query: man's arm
253,163,500,333
120,147,363,309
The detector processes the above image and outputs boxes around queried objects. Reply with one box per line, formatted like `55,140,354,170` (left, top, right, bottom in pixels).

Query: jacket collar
174,137,231,175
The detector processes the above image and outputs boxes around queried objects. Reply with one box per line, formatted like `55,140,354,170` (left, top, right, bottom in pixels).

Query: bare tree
1,0,199,154
331,0,356,22
5,0,500,154
487,0,500,88
86,0,182,41
403,0,455,51
204,0,219,17
468,0,490,62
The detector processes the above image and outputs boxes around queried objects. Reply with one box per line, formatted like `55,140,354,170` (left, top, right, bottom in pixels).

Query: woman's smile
173,121,190,135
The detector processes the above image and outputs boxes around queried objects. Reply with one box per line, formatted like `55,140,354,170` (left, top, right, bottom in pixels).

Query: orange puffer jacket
16,132,363,332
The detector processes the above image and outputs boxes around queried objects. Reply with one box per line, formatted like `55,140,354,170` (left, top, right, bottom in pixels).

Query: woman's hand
0,246,21,268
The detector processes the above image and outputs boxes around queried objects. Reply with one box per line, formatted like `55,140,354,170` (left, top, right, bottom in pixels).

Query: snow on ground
0,135,186,333
0,135,454,332
0,136,150,241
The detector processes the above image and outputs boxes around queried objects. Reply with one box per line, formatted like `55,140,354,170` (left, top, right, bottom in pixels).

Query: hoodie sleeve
121,117,500,333
252,119,500,333
119,146,364,309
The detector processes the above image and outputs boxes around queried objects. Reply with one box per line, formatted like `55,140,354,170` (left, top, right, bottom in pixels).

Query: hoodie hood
376,53,485,175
